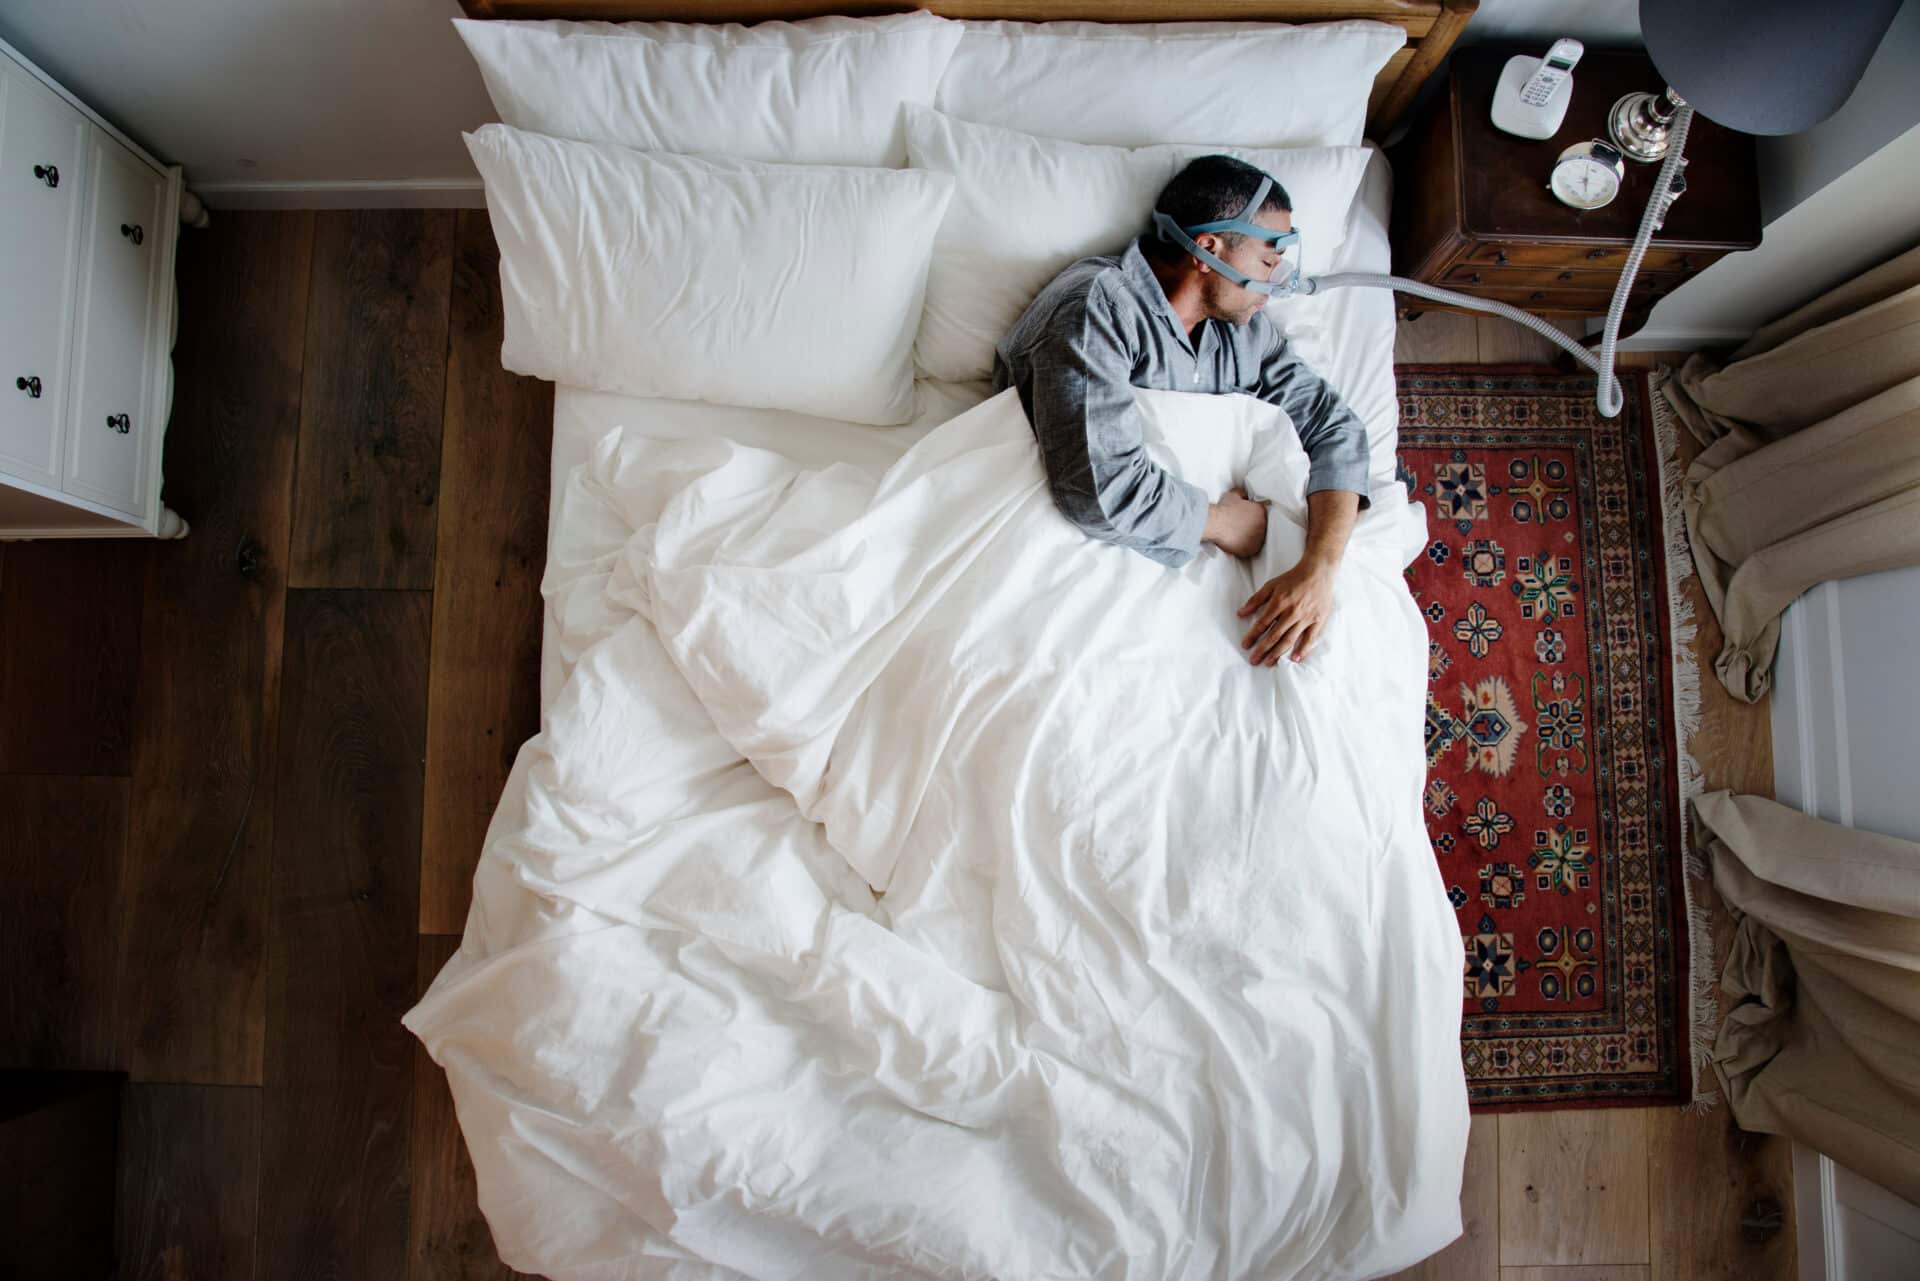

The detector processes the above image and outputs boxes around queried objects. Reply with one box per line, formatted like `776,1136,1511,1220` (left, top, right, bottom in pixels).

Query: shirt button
1192,370,1200,384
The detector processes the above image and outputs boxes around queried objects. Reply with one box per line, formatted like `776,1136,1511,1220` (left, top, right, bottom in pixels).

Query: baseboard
1769,581,1852,822
191,179,485,210
1611,326,1752,352
1794,1143,1839,1281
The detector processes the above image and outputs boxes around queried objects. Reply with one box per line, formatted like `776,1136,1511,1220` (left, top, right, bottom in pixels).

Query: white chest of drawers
0,35,190,540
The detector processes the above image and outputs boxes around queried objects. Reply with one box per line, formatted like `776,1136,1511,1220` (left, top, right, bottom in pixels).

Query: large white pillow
465,124,955,426
935,20,1405,150
905,107,1374,383
453,13,963,166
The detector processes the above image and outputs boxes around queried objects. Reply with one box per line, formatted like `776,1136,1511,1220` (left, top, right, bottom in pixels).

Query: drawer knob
1494,250,1510,266
1530,290,1547,301
32,163,59,188
14,375,41,399
1558,270,1575,281
120,223,144,245
1469,272,1484,285
1586,248,1610,260
106,413,130,434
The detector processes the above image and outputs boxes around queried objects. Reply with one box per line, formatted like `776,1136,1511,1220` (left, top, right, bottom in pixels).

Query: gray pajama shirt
993,237,1370,569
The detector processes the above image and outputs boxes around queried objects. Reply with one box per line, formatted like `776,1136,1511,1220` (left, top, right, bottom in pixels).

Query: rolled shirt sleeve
1001,288,1210,568
1251,323,1372,509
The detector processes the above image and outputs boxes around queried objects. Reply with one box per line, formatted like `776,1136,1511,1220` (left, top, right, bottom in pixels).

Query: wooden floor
1384,312,1797,1281
0,216,1793,1279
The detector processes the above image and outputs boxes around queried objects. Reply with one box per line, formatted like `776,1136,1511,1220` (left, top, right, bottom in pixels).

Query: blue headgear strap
1150,175,1302,298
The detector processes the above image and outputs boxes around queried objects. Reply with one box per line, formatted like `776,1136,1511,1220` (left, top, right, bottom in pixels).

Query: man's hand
1238,556,1336,665
1203,488,1268,558
1236,489,1361,665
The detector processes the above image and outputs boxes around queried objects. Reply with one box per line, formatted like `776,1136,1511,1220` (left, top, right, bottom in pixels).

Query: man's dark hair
1143,154,1293,265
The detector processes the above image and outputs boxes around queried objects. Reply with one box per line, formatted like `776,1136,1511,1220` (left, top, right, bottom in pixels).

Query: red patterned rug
1396,366,1707,1110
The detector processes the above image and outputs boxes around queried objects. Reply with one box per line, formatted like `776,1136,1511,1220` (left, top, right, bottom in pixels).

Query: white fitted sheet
543,146,1399,700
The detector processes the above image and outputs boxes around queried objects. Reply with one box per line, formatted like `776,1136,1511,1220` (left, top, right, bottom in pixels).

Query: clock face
1551,156,1620,210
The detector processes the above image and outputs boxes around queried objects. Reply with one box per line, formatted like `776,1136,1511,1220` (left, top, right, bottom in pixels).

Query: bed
407,5,1478,1279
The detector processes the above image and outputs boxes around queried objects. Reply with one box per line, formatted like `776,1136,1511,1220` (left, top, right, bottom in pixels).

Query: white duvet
405,386,1469,1281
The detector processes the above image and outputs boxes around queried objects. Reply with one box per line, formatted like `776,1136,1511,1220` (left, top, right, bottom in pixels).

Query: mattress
542,145,1401,703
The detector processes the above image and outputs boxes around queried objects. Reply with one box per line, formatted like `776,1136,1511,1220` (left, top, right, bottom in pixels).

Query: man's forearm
1300,489,1361,572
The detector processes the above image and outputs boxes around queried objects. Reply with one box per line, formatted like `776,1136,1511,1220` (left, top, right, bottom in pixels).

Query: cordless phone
1491,38,1584,139
1521,39,1583,106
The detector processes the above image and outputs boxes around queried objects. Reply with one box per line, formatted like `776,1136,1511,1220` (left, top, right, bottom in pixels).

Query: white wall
1772,568,1920,845
1755,0,1920,224
0,0,495,205
1624,119,1920,349
1623,1,1920,349
1770,566,1920,1280
1447,0,1638,46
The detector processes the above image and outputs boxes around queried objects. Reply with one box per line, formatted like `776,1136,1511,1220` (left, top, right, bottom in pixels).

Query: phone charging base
1491,56,1574,140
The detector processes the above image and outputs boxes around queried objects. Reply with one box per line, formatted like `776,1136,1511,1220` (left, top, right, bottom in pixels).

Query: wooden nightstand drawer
1457,284,1612,312
1450,278,1683,314
1444,262,1642,289
1455,242,1711,274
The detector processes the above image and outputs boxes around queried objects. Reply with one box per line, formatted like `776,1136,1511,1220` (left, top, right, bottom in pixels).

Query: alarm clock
1549,140,1626,210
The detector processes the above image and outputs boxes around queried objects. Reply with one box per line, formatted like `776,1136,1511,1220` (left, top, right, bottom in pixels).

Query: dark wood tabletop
1451,44,1762,250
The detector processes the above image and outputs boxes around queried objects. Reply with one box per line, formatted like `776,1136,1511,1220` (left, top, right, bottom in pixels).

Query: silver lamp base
1609,86,1688,163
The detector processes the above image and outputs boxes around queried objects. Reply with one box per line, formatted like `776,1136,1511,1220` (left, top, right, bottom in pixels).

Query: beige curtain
1661,242,1920,702
1696,791,1920,1206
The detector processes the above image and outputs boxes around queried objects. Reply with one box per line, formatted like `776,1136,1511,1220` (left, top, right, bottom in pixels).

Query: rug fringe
1649,367,1719,1109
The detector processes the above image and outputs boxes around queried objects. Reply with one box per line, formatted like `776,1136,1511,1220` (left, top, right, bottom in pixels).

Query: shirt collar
1121,238,1182,339
1122,237,1200,351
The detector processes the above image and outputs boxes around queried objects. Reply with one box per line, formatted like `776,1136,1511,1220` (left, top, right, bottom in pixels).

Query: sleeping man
993,154,1370,667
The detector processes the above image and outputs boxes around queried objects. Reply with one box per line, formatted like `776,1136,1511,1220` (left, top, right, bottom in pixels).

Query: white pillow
464,124,955,426
905,107,1374,383
935,20,1405,150
453,13,964,166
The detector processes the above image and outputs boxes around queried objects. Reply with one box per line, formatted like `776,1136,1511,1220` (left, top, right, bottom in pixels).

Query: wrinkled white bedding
405,386,1469,1280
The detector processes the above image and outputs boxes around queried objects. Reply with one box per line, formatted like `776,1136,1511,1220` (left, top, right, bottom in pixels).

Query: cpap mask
1147,145,1674,417
1151,176,1303,298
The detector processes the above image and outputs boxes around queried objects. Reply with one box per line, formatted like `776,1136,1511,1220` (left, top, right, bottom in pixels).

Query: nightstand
1391,45,1761,337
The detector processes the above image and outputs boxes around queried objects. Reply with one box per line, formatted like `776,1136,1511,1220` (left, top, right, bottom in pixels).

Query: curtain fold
1666,242,1920,447
1696,791,1920,1206
1681,376,1920,701
1660,242,1920,702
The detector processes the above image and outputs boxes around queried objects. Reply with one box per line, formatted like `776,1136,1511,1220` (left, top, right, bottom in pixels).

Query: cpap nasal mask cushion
1151,175,1302,298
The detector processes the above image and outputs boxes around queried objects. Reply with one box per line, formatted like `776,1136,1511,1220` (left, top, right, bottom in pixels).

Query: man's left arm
1238,331,1371,665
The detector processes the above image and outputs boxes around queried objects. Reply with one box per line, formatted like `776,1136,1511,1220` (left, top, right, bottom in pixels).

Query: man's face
1196,207,1294,326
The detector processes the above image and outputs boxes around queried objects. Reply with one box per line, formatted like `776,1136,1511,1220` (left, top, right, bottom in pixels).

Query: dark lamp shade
1640,0,1903,135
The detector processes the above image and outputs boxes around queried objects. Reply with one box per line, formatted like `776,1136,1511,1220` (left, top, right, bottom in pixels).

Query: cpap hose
1301,103,1695,420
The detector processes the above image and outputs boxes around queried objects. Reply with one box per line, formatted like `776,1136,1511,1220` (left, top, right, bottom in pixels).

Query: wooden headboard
453,0,1478,140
